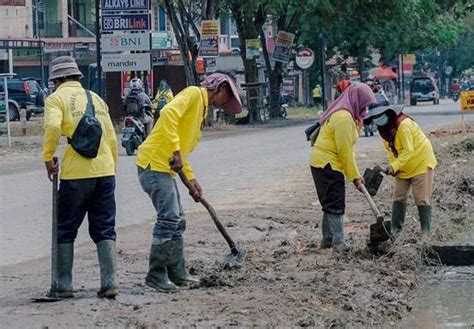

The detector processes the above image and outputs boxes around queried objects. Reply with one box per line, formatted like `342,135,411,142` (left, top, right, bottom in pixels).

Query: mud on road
0,127,472,328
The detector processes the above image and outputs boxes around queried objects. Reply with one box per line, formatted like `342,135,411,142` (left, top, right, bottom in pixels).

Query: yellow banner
460,90,474,112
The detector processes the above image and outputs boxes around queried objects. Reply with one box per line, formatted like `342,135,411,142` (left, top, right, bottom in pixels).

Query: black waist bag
68,89,102,158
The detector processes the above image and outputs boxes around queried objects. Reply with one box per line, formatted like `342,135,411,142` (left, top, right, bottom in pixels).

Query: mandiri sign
101,53,151,72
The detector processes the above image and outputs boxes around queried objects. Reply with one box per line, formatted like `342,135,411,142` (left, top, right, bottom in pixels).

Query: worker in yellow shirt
364,94,437,236
152,79,174,120
42,56,119,299
136,72,242,292
312,84,321,106
310,84,376,252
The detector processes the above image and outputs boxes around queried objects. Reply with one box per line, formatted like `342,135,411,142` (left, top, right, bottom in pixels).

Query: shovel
33,163,61,302
176,169,246,268
359,184,392,244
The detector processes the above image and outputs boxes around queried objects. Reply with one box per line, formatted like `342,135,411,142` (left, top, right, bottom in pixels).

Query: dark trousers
311,164,345,215
58,176,116,244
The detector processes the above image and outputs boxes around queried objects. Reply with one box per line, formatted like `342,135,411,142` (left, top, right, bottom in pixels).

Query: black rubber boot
320,213,333,249
390,202,407,234
56,243,74,298
97,240,119,299
418,205,432,233
167,237,199,285
145,241,178,292
327,214,349,252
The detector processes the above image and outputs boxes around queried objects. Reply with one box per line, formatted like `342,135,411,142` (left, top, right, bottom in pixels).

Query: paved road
0,100,471,266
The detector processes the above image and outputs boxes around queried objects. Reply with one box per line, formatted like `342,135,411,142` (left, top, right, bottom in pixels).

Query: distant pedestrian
310,84,376,252
43,56,119,299
364,94,437,237
312,84,322,106
19,103,27,136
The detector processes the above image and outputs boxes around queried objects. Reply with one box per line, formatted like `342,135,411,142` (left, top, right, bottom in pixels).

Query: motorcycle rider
123,78,154,136
152,80,174,120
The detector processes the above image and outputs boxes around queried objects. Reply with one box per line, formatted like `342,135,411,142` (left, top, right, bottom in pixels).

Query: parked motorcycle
121,113,148,156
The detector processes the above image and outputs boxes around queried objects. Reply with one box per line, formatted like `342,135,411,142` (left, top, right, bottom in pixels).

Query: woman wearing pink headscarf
310,84,376,252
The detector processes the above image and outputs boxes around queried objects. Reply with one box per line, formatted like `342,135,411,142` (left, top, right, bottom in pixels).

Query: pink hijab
319,83,376,125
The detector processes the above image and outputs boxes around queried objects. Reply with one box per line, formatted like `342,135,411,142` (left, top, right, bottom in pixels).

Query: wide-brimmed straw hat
364,92,404,124
49,56,83,81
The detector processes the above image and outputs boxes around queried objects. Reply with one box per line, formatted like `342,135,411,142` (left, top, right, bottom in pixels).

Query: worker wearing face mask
364,94,437,238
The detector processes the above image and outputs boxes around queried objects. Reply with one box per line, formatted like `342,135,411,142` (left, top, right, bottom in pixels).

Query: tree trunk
163,0,199,86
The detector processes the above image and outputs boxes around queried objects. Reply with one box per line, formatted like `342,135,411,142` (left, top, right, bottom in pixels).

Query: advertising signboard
101,33,150,51
102,53,151,72
101,0,150,11
460,90,474,112
151,32,170,49
272,31,295,63
199,20,219,58
102,14,150,32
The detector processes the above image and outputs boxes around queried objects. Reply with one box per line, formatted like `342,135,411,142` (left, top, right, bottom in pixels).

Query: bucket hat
364,92,404,124
49,56,83,81
201,73,243,114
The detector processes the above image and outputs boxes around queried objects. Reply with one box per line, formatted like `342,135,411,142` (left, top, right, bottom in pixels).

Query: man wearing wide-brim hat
364,93,437,238
42,56,119,299
136,72,243,292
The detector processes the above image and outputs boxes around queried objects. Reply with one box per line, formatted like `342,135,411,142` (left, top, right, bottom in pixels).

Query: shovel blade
369,221,392,243
32,290,61,303
224,244,247,269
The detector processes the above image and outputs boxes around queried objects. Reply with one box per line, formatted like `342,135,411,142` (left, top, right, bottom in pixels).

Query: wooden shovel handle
360,184,384,223
176,170,237,251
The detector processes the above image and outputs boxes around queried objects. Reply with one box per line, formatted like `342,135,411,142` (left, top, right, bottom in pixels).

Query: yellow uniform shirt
312,87,321,98
309,110,361,180
383,119,437,179
42,81,118,180
136,86,208,180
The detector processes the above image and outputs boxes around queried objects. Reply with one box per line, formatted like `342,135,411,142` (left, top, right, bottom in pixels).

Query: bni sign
102,53,151,72
102,14,150,32
101,33,150,51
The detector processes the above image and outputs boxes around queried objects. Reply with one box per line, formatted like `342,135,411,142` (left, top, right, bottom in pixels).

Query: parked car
0,77,45,120
0,99,5,123
410,77,439,106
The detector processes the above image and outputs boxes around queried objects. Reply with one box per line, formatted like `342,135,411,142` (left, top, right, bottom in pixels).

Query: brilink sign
101,0,150,11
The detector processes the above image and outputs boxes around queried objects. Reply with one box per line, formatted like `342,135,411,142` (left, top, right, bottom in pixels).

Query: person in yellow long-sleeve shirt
137,72,242,292
42,56,119,299
310,84,376,252
364,94,437,236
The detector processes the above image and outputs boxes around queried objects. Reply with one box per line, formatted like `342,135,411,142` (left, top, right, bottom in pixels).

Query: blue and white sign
102,14,150,32
101,0,150,12
101,53,151,72
101,33,150,51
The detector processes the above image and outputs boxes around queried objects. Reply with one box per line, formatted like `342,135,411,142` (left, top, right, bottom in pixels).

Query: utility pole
34,0,45,88
319,31,327,111
95,0,102,98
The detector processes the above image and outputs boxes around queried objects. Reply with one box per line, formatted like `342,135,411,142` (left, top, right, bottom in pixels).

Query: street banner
151,32,170,49
102,14,150,32
205,58,217,73
101,33,150,51
273,31,295,63
402,54,416,64
101,0,150,12
460,90,474,112
245,39,260,60
199,20,219,58
101,52,151,72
